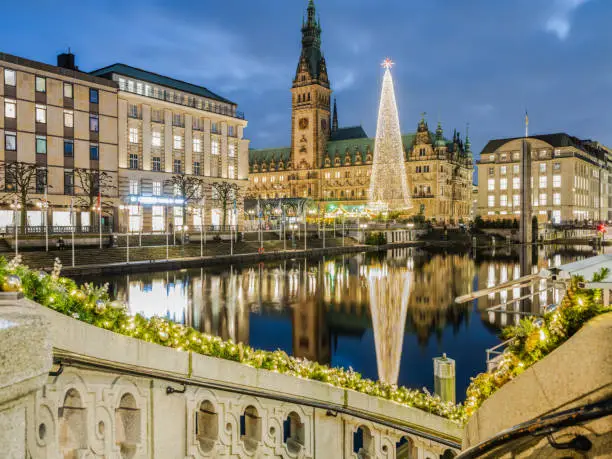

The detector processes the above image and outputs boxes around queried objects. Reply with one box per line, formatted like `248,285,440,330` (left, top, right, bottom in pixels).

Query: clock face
299,118,309,130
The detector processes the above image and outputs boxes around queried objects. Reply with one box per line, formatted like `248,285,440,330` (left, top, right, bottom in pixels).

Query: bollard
433,353,456,404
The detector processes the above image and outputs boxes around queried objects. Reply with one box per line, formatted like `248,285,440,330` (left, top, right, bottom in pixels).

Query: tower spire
524,110,529,137
332,98,338,133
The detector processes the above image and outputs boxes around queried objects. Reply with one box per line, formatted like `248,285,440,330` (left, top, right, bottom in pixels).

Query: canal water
75,245,596,402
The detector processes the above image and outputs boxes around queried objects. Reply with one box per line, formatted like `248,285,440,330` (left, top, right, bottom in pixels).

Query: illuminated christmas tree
368,58,412,212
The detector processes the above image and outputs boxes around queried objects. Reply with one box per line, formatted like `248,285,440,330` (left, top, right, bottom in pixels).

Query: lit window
335,171,341,179
4,99,16,118
173,135,182,149
211,140,219,155
489,154,495,161
63,83,73,99
539,176,547,188
270,176,275,183
64,110,74,128
4,69,16,86
228,125,235,136
136,82,143,95
539,163,546,173
35,76,46,93
254,177,258,183
229,144,236,157
500,195,508,207
35,104,46,123
553,175,561,188
152,157,161,172
127,80,135,92
324,172,330,179
228,164,235,178
153,181,162,196
5,132,16,151
512,177,520,189
90,114,99,132
129,179,139,195
118,78,126,90
173,159,181,174
145,85,152,97
262,177,267,183
513,164,519,174
513,194,520,207
174,183,181,196
279,175,284,181
89,88,99,104
488,195,495,207
35,135,47,154
129,127,139,144
152,131,161,147
500,166,507,175
553,162,561,171
553,193,561,206
487,178,495,191
539,193,547,205
500,178,507,190
129,153,138,169
193,138,201,152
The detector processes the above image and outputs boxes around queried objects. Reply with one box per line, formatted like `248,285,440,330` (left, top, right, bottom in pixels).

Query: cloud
545,0,592,40
333,70,356,92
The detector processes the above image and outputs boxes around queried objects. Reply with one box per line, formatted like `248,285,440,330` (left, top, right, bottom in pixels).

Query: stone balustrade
0,294,461,458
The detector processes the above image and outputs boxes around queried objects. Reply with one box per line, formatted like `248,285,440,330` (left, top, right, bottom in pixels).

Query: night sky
2,0,611,159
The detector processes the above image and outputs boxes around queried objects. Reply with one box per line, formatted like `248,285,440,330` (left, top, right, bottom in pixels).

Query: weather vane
381,57,394,69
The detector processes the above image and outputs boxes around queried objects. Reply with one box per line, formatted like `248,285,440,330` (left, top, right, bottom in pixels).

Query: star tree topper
381,57,394,69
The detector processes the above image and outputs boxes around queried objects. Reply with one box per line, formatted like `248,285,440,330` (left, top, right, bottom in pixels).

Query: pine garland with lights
465,269,612,417
0,255,466,424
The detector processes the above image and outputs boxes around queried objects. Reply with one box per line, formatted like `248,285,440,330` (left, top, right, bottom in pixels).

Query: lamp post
165,204,169,260
70,198,75,267
37,199,49,252
200,203,204,258
360,223,368,243
119,204,130,262
10,199,21,257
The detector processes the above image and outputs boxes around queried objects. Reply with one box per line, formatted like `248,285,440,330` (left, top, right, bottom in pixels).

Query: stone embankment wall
0,294,461,458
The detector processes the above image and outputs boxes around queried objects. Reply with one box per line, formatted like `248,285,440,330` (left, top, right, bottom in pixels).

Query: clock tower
291,0,331,172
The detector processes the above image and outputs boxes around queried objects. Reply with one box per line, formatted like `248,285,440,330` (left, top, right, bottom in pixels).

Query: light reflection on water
78,245,595,400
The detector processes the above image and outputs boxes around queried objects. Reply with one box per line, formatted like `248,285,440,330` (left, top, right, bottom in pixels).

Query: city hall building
476,133,612,224
247,0,473,223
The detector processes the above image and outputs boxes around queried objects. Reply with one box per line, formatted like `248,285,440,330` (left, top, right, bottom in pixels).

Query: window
500,166,507,175
35,76,46,93
500,195,508,207
152,206,164,231
228,125,235,136
4,69,16,86
64,110,74,127
488,167,494,176
173,183,181,196
193,138,201,152
553,175,561,188
5,132,16,151
35,104,46,123
335,171,341,179
229,144,235,157
553,193,561,206
513,194,520,207
173,159,182,174
151,131,161,147
228,164,235,178
539,176,547,188
211,122,218,133
36,168,46,194
4,99,16,118
193,161,200,175
539,193,547,205
128,104,139,118
500,178,507,190
489,154,495,161
253,177,259,183
89,114,99,132
153,181,162,196
129,127,139,144
145,85,152,97
173,135,182,149
127,80,135,92
64,140,74,157
539,163,546,173
513,177,520,189
152,157,161,172
89,88,99,104
63,83,73,99
35,135,47,154
211,140,219,155
173,206,183,227
64,169,74,195
136,82,143,95
129,153,138,169
553,162,561,171
487,178,495,191
129,180,139,195
90,144,99,160
513,164,519,174
488,195,495,207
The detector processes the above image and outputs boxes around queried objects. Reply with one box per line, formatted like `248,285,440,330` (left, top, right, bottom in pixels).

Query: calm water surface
76,245,596,401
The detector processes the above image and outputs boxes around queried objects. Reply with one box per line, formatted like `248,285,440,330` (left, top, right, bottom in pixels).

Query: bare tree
212,182,240,228
74,168,116,213
165,175,206,225
0,161,40,227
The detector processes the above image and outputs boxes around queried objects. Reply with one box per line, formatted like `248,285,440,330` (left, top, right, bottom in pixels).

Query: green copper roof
330,126,368,141
249,147,291,165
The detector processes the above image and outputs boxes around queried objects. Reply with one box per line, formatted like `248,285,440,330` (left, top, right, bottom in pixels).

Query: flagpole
98,191,102,249
71,197,75,267
44,185,49,252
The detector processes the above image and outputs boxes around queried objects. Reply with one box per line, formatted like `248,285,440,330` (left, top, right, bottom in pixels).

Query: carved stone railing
0,295,462,458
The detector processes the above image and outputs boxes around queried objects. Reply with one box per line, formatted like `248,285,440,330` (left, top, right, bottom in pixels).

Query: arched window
196,400,218,452
353,426,373,458
307,92,311,101
116,393,141,459
59,389,87,457
396,436,416,458
283,412,304,454
240,406,261,452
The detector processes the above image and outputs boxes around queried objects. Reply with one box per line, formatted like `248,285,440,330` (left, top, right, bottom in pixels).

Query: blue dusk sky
2,0,611,157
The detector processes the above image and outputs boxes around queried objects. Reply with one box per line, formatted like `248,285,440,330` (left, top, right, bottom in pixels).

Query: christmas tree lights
369,59,412,212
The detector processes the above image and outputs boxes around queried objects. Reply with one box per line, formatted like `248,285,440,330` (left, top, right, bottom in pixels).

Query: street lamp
37,199,49,252
10,199,21,256
119,204,130,262
360,223,368,243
